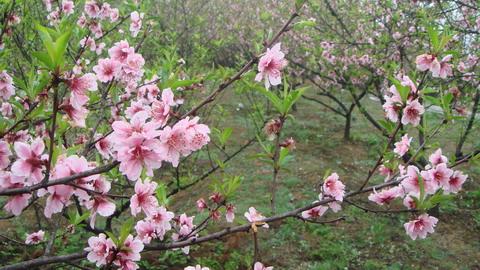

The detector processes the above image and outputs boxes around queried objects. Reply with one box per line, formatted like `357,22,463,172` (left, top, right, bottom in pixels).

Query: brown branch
0,161,120,196
180,11,300,118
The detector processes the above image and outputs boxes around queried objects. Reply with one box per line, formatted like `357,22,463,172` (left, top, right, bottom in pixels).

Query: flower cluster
0,70,14,100
416,54,453,79
111,109,210,180
85,233,144,269
301,173,345,219
370,148,467,240
382,75,425,126
255,43,288,89
93,40,145,90
196,193,236,223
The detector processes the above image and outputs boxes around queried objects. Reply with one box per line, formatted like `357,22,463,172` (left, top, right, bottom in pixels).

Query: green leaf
427,25,439,52
76,211,91,225
118,218,134,246
106,231,119,246
53,29,72,67
278,147,292,168
257,87,284,113
295,0,306,11
35,24,56,66
293,20,316,30
32,51,55,70
166,78,199,89
155,183,170,206
283,87,307,114
423,95,441,106
391,79,409,103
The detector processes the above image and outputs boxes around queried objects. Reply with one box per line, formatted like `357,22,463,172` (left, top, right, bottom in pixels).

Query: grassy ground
162,90,480,270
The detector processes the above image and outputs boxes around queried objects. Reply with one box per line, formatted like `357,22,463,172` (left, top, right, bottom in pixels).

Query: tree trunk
343,112,352,141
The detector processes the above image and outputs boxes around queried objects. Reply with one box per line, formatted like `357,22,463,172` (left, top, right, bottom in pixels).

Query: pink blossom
3,189,31,216
158,116,211,167
151,88,175,126
378,165,393,181
147,206,174,239
394,134,412,157
443,170,467,194
185,265,210,270
130,11,144,37
117,135,163,181
401,165,436,195
77,13,87,27
130,179,159,216
368,186,403,205
91,21,104,37
322,173,345,201
158,121,189,167
109,41,134,64
25,230,45,245
392,32,402,40
415,54,438,72
400,75,418,94
55,155,96,201
80,36,96,52
403,195,417,209
137,78,160,103
109,8,119,22
116,235,144,264
1,102,12,117
401,99,424,126
59,99,89,127
382,85,403,122
196,198,208,211
254,262,274,270
61,0,74,15
123,53,145,76
431,55,453,79
84,1,100,18
95,134,112,159
244,207,268,228
135,220,157,244
404,214,438,240
184,117,211,152
44,184,74,218
0,70,14,100
125,100,151,119
96,42,105,55
0,140,11,169
429,149,448,166
93,58,121,82
43,0,53,11
92,176,111,194
85,195,116,228
301,203,328,219
255,43,288,89
423,163,453,190
111,111,160,142
225,204,235,223
99,3,111,19
67,73,97,109
85,233,116,267
11,138,45,184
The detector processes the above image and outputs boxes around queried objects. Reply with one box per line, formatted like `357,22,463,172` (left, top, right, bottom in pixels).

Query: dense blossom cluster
382,75,425,126
85,233,144,269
